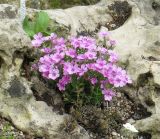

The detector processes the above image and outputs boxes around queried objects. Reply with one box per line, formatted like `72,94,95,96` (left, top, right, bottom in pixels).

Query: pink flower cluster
31,32,131,101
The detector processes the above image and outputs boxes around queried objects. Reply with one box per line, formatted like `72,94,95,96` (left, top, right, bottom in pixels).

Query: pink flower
98,31,110,37
32,33,44,48
50,33,57,40
49,33,58,44
97,47,108,54
57,82,65,91
31,64,38,70
48,67,59,80
41,48,52,54
31,40,43,48
102,89,116,101
70,37,81,48
42,72,49,78
102,64,131,87
66,48,77,58
94,59,107,70
108,50,119,63
77,54,87,60
90,78,98,85
50,52,65,63
56,37,66,45
85,51,97,60
63,62,80,75
126,76,132,84
100,80,108,89
61,75,71,84
78,64,88,76
70,36,96,49
57,75,71,91
39,64,50,73
44,36,51,41
54,44,66,52
33,32,43,40
32,32,132,102
39,64,50,78
109,40,116,46
39,55,52,64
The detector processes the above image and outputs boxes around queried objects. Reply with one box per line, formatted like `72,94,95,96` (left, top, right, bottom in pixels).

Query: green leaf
7,136,14,139
23,17,35,37
43,31,52,36
34,11,50,33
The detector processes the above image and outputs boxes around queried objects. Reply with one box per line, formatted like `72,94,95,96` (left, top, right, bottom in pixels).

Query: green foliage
34,12,50,34
0,123,14,139
26,0,100,9
23,11,70,38
49,0,61,8
63,76,103,108
48,0,100,9
23,11,50,38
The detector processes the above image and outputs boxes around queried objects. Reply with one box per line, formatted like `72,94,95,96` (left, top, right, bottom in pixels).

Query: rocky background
0,0,160,139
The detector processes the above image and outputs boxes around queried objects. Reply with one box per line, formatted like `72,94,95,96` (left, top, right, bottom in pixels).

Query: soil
69,92,135,139
0,117,34,139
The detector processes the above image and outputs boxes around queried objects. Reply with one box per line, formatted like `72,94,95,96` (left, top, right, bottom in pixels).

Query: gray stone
99,0,160,138
34,0,160,138
43,4,112,35
0,4,90,139
1,0,160,138
8,78,26,97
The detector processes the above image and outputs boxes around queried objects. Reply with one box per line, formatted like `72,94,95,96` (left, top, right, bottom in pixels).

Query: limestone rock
0,0,101,9
44,5,112,35
1,0,160,138
99,0,160,138
0,4,90,139
24,1,113,35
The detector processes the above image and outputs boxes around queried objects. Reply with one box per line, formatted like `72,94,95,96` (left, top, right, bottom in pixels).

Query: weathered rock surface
1,0,160,138
26,0,160,138
44,5,112,35
0,0,100,9
99,0,160,138
0,4,90,139
24,1,114,37
0,1,116,138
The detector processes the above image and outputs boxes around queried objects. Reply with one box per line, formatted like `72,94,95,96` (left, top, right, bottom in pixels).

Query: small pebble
112,131,117,136
117,92,121,98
